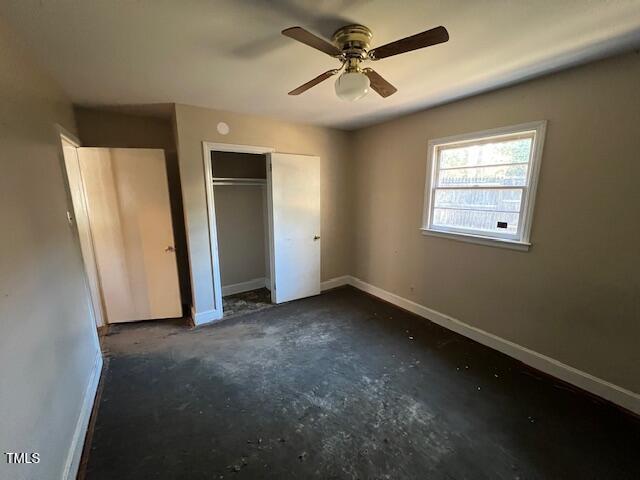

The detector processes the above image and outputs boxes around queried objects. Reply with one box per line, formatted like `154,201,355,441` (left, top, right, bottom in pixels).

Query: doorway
59,131,105,329
202,142,321,321
211,150,272,318
59,135,182,326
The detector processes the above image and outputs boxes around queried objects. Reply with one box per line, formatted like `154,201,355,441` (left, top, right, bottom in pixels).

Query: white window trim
421,121,547,251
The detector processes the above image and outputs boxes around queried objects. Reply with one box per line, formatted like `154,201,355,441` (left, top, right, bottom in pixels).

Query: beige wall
174,104,352,316
0,17,100,480
74,107,191,306
352,51,640,394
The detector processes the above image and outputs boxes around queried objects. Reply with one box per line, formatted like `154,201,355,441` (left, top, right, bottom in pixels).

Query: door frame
55,125,106,332
202,142,276,318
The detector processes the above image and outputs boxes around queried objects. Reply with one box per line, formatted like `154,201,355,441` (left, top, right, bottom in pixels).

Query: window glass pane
439,137,533,169
432,208,520,235
434,188,523,212
426,125,544,242
438,163,528,187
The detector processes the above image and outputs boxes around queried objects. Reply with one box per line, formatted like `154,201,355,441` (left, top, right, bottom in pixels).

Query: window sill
420,228,531,251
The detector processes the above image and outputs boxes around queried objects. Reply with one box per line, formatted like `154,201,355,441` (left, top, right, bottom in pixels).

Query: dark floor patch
86,287,640,479
223,287,273,318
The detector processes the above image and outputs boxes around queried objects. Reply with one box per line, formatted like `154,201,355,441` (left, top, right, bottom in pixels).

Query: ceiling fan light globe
335,72,370,101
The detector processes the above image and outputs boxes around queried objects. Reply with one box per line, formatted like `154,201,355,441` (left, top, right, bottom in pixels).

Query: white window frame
421,121,547,251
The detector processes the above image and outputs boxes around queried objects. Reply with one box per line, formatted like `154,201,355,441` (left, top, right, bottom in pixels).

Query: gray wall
214,184,267,287
0,18,100,480
351,51,640,394
212,151,267,288
74,107,191,307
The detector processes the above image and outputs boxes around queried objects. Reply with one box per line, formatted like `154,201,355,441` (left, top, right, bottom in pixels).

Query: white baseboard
321,275,640,415
62,349,103,480
191,305,223,326
320,275,351,291
222,277,266,296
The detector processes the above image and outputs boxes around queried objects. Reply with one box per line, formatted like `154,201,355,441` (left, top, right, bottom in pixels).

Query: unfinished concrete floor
222,288,273,318
85,287,640,479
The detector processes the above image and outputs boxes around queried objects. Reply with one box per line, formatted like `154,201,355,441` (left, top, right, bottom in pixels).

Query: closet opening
211,150,274,318
203,141,320,323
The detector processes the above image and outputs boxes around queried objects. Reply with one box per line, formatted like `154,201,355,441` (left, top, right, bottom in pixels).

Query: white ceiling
2,0,640,129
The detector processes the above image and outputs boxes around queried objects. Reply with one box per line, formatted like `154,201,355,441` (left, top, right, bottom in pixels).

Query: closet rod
213,181,265,186
212,177,266,182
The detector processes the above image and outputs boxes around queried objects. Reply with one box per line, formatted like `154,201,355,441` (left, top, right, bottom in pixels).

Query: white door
77,148,182,323
61,138,105,327
267,153,321,303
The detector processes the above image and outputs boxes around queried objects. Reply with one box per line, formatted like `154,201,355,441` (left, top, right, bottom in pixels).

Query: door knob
165,246,175,252
313,235,320,240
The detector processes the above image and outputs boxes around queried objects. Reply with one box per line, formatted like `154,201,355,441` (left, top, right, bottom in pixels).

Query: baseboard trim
321,275,640,415
62,349,103,480
321,275,351,291
222,277,266,296
191,305,223,326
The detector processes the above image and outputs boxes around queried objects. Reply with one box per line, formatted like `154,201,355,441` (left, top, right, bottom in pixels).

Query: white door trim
201,142,275,324
56,123,82,148
203,142,275,155
56,125,106,333
265,154,275,298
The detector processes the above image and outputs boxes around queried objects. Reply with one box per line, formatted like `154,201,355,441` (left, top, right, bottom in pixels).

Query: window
422,121,546,250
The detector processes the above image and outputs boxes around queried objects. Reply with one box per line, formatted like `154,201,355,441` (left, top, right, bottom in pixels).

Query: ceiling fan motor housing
332,24,373,63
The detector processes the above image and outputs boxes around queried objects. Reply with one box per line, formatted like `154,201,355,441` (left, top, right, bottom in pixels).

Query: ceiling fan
282,24,449,101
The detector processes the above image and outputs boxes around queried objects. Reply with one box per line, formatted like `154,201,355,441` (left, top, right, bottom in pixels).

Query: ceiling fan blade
288,69,339,95
282,27,342,57
369,26,449,60
363,69,397,98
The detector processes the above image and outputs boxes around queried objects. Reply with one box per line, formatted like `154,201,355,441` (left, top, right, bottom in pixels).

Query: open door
267,153,321,303
77,148,182,323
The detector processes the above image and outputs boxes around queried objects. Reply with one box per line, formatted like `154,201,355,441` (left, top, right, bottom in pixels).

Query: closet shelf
212,177,266,186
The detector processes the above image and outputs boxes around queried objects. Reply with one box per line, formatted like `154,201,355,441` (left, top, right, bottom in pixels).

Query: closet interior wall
211,151,270,295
